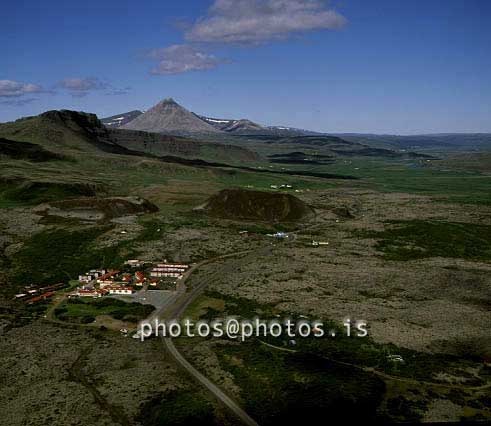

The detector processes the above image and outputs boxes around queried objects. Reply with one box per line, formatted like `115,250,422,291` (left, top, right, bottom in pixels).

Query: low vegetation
54,298,154,324
9,226,131,289
198,291,483,383
360,220,491,261
184,290,488,423
0,137,66,162
2,108,491,424
215,341,386,425
0,179,97,207
138,390,216,426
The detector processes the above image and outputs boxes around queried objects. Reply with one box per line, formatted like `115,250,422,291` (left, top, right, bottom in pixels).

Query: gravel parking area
109,289,176,311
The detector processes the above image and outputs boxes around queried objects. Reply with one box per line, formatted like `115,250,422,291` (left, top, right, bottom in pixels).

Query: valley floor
1,179,491,425
1,122,491,424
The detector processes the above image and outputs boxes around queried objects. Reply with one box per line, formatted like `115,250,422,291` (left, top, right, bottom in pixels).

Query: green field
55,298,154,324
357,220,491,261
277,157,491,205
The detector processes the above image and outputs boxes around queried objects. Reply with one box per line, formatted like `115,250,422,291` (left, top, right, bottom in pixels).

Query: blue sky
1,0,490,134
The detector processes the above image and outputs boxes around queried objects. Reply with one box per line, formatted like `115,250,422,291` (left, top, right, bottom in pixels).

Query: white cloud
58,77,108,97
0,80,45,98
185,0,346,44
58,77,129,97
147,44,228,75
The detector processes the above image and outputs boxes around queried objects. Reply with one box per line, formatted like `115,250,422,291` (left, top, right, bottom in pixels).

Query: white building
124,259,143,268
156,263,188,270
150,270,182,278
107,286,134,295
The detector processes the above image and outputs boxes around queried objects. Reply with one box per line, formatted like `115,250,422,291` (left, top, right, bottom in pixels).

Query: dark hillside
0,138,65,162
108,128,259,162
202,188,314,222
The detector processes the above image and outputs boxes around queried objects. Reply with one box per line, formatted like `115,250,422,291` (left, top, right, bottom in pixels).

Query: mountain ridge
103,98,321,136
0,109,259,163
101,110,143,128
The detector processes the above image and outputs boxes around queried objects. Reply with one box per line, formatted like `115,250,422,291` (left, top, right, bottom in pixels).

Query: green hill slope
0,110,259,163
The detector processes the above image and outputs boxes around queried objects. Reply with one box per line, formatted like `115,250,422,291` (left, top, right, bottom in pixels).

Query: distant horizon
2,0,490,134
2,99,491,137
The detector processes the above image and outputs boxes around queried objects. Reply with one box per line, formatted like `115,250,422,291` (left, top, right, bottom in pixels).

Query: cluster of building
79,268,112,283
73,269,134,298
150,263,189,278
71,260,189,299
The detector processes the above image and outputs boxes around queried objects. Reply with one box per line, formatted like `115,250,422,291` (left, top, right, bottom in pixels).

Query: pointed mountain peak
159,97,178,105
122,98,222,134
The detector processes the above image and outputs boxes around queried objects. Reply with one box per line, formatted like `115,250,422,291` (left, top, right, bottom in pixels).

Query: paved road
162,338,259,426
155,249,261,426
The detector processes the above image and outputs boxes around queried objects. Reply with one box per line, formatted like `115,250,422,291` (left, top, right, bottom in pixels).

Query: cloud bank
0,80,45,98
185,0,346,44
147,1,345,75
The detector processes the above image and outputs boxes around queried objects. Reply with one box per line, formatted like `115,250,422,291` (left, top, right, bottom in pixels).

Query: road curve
159,249,262,426
162,338,259,426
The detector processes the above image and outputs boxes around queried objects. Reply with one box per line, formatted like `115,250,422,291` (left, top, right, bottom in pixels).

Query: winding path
155,248,263,426
163,338,259,426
